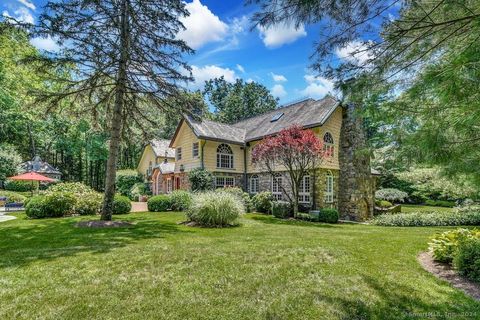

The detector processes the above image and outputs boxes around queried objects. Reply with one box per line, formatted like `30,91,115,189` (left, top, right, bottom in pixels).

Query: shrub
454,238,480,282
188,168,214,191
116,170,142,197
371,210,480,227
169,190,193,211
429,229,480,263
186,191,244,227
218,187,253,212
375,188,408,203
272,201,291,218
26,192,77,218
25,196,47,218
252,191,273,213
375,199,393,208
4,180,34,192
296,212,313,221
130,182,148,201
148,195,171,212
76,194,103,215
112,195,131,214
318,208,339,223
0,190,26,204
425,199,456,208
47,182,102,215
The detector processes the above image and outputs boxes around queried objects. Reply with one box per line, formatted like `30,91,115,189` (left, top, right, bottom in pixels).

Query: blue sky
2,0,379,104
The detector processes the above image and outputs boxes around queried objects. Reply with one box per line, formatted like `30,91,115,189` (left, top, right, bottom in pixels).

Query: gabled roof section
233,96,340,142
183,115,246,145
153,162,175,174
20,157,62,175
151,139,175,158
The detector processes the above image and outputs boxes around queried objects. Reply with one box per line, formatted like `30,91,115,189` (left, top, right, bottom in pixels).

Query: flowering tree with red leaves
251,125,328,216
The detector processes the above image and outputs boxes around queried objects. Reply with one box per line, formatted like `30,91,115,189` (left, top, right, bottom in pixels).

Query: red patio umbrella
8,172,56,195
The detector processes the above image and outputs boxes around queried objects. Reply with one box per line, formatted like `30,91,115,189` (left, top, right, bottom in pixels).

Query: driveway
130,202,148,213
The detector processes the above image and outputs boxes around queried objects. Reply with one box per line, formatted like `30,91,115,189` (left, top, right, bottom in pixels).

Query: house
19,156,62,180
149,96,376,219
136,139,175,180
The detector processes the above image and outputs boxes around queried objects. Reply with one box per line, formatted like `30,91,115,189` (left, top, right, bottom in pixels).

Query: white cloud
30,36,60,52
258,23,307,48
300,75,334,99
271,84,287,98
17,0,36,10
236,64,245,73
191,65,236,89
270,72,287,82
177,0,228,49
335,41,374,65
246,78,254,83
2,7,34,24
230,15,249,34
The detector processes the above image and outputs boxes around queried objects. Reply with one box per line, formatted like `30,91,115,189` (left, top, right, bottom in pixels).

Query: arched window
250,174,259,194
323,132,334,157
325,170,334,203
271,173,283,200
216,144,233,169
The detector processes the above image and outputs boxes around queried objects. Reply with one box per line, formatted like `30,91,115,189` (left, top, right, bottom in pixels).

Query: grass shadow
247,214,338,228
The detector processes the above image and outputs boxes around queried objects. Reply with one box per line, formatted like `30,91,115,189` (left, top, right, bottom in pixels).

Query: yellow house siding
171,121,201,173
203,140,245,173
137,144,156,177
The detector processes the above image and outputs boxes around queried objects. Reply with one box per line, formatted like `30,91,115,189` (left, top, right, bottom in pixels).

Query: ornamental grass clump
186,191,244,227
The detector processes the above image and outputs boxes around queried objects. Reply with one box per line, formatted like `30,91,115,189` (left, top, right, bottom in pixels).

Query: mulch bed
75,220,134,228
418,252,480,301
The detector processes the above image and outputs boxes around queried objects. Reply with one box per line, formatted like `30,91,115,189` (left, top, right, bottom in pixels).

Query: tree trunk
101,0,129,220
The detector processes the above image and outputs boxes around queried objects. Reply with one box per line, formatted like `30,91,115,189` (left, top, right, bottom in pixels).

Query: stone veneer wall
338,104,374,221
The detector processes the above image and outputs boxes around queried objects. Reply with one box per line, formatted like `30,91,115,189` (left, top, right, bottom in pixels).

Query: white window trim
167,178,173,194
216,144,234,169
271,174,283,200
325,171,334,203
299,175,311,204
192,142,199,158
215,176,235,188
249,175,259,194
176,147,182,160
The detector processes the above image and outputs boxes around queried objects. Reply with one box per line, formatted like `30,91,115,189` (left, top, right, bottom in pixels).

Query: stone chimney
338,103,374,221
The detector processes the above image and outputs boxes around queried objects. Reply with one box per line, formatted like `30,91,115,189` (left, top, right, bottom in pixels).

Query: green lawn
402,204,454,213
1,212,479,319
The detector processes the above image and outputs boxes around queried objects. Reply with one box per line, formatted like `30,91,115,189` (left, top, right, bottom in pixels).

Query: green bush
318,208,339,223
116,170,142,197
252,191,273,213
186,191,244,227
169,190,193,211
148,195,171,212
130,182,148,201
429,229,480,263
296,212,314,221
272,201,291,218
218,187,253,213
4,180,34,192
375,199,393,208
371,210,480,227
26,192,77,218
25,196,47,218
425,199,456,208
0,190,26,204
453,238,480,282
112,195,131,214
47,182,102,215
375,188,408,203
188,168,214,191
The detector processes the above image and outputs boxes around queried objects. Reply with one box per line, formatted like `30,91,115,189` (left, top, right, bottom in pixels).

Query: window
323,132,334,157
249,174,259,194
192,142,199,158
176,147,182,160
271,173,283,200
215,176,235,188
325,171,334,203
216,144,233,169
167,178,173,193
299,175,311,204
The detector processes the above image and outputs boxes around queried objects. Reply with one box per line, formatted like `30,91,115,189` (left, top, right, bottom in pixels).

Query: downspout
243,142,248,192
200,140,206,169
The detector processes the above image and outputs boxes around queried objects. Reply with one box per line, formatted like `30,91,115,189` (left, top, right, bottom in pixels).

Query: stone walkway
131,202,148,213
0,210,17,223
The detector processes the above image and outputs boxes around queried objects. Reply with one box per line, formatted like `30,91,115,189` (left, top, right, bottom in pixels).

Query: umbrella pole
31,180,34,197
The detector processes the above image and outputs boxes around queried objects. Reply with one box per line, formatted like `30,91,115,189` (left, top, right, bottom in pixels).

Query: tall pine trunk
101,0,129,220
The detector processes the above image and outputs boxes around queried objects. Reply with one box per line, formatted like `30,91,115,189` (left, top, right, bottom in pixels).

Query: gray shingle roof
151,139,175,158
20,158,62,175
181,96,340,144
153,162,175,174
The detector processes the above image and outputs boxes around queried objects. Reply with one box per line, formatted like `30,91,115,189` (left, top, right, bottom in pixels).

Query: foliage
25,196,48,219
47,182,102,215
318,208,339,223
186,191,244,227
371,211,480,227
0,144,21,183
188,168,214,192
424,200,455,208
252,191,273,214
375,188,408,203
112,195,131,215
169,190,193,211
147,195,171,212
26,192,77,219
429,228,480,263
375,200,393,208
272,201,292,218
454,239,480,283
130,182,148,201
203,77,278,124
0,190,26,204
252,125,325,215
116,170,142,198
216,187,253,213
4,180,34,192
